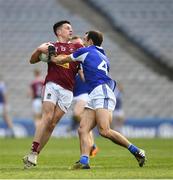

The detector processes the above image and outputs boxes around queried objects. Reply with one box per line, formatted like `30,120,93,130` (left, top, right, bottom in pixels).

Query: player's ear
56,29,61,37
89,39,94,45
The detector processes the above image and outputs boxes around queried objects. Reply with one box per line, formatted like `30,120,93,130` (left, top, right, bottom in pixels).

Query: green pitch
0,137,173,179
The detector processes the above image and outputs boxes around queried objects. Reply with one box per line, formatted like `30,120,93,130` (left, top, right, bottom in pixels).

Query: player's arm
78,68,85,82
50,46,87,65
30,43,50,64
30,49,42,64
50,55,72,65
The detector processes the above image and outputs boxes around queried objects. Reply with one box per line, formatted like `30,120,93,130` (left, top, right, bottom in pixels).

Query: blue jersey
0,82,6,103
71,45,113,93
73,74,89,97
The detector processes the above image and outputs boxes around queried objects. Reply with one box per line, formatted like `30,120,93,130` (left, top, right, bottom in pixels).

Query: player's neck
57,36,69,43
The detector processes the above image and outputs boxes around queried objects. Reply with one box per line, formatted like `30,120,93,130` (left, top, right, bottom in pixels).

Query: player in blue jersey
50,30,146,169
72,74,89,130
71,36,99,157
70,36,89,131
72,73,99,157
0,74,15,137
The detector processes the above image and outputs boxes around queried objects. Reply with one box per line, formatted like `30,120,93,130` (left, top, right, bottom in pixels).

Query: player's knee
42,112,54,123
78,125,87,136
99,128,110,138
78,126,82,136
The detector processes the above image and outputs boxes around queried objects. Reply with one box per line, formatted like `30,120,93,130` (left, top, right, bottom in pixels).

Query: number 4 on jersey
98,60,108,75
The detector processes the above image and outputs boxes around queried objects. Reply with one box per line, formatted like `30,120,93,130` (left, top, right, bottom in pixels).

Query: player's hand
37,42,52,54
48,44,56,57
50,56,57,63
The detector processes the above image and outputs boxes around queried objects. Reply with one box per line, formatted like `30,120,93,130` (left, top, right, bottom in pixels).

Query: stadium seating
88,0,173,68
0,0,173,120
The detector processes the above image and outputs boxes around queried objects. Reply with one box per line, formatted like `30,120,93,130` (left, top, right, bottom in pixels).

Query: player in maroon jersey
23,20,83,169
28,69,44,130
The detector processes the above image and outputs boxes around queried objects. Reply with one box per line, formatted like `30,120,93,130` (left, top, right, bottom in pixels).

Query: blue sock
92,144,97,149
128,144,140,155
80,155,89,165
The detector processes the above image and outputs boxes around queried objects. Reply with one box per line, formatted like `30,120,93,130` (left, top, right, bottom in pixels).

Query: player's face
58,23,73,41
83,34,90,47
71,38,83,45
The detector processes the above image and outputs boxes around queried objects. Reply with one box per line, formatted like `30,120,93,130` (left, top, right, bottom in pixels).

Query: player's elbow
30,58,40,64
30,58,35,64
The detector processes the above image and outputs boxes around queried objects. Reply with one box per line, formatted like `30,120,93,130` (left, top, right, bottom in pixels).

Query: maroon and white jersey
44,42,82,91
31,78,44,99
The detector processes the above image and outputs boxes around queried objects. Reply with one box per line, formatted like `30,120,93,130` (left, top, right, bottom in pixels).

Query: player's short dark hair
53,20,71,36
86,31,103,46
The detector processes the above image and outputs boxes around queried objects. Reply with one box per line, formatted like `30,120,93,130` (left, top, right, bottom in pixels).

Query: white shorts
86,84,116,111
43,82,73,113
73,93,89,102
32,98,42,114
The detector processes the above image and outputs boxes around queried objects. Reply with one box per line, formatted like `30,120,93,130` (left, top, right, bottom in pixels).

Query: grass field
0,137,173,179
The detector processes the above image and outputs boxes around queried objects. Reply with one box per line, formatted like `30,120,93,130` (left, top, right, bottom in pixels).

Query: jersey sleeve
70,47,89,62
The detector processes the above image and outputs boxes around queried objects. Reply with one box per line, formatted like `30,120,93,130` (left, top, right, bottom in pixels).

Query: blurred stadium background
0,0,173,138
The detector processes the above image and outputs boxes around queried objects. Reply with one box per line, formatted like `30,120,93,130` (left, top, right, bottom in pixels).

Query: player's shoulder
72,46,90,59
75,45,91,53
73,43,83,49
80,45,97,53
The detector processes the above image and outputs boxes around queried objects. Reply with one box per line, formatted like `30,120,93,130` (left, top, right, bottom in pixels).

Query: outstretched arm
51,55,73,65
50,46,86,65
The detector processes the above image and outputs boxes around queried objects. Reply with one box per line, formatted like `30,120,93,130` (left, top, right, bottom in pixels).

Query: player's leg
112,109,125,132
72,99,86,130
23,82,60,168
38,82,73,152
79,109,96,154
96,108,146,167
38,104,65,152
23,101,56,168
73,98,98,157
71,108,96,169
89,131,99,157
3,105,15,137
96,108,130,147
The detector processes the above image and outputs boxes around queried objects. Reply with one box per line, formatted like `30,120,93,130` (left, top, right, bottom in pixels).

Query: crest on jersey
57,63,70,69
47,93,51,99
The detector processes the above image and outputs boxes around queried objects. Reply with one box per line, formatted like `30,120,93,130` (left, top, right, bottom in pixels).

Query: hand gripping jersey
44,42,82,91
70,45,114,93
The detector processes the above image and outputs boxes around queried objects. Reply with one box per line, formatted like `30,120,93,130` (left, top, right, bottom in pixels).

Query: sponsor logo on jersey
47,93,51,99
57,63,70,69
